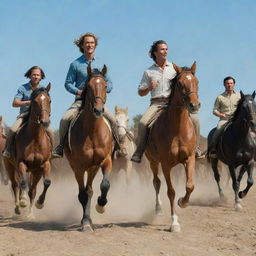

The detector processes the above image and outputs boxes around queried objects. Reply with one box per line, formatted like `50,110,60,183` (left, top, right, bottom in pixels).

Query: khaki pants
136,100,200,151
212,119,229,144
58,100,116,145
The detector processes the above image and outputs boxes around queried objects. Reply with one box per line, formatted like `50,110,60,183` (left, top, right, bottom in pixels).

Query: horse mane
230,97,242,122
80,68,106,110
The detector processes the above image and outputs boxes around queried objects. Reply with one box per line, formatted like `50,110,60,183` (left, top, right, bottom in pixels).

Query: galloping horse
207,91,256,210
113,106,136,183
0,116,8,185
4,84,52,217
65,64,113,231
145,62,200,232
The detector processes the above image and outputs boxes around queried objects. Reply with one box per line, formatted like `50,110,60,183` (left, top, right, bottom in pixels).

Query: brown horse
0,116,8,185
65,64,113,231
145,62,200,232
4,84,52,217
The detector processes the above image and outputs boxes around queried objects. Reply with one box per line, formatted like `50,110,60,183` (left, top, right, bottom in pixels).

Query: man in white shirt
131,40,201,163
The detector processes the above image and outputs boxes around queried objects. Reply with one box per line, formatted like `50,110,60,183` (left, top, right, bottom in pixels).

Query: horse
4,84,52,217
113,105,136,183
145,62,200,232
64,64,114,231
0,116,8,185
207,91,256,210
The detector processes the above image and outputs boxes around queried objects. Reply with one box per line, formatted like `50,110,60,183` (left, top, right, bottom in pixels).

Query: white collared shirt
138,61,177,99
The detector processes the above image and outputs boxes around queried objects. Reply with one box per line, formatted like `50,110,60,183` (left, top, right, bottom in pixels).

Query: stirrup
52,145,63,158
131,153,142,163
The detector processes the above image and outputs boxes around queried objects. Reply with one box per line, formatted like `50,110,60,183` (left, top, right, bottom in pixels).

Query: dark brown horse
145,62,200,232
0,116,8,185
65,64,113,231
4,84,52,217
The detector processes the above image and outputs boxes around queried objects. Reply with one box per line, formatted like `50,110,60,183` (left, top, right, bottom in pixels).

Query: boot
131,147,144,163
52,144,64,158
195,146,205,159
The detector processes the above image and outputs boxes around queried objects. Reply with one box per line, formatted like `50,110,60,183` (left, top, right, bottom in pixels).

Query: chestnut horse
0,116,8,185
145,62,200,232
65,64,113,231
4,84,52,217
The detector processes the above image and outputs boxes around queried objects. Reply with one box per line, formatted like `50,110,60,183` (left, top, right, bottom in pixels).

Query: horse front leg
161,162,180,232
150,161,163,216
178,155,195,208
239,161,254,199
229,166,242,211
18,162,29,208
96,156,112,214
27,171,42,219
212,159,224,198
35,161,51,209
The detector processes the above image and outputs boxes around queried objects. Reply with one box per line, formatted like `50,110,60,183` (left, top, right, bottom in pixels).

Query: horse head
172,62,200,114
30,83,51,128
239,90,256,133
115,105,129,139
83,63,107,118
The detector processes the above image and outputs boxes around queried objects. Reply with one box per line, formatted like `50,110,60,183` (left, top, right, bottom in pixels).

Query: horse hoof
19,199,28,208
178,198,188,208
81,223,94,232
238,191,245,199
35,201,44,209
170,224,181,233
235,203,242,211
15,207,21,215
95,204,105,214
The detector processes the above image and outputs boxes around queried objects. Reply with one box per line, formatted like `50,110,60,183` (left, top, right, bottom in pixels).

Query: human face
82,36,96,56
30,68,42,87
224,79,235,93
154,43,168,62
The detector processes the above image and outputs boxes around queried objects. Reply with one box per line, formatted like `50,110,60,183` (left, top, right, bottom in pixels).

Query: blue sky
0,0,255,136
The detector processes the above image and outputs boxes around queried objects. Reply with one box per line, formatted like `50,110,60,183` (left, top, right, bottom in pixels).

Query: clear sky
1,0,255,136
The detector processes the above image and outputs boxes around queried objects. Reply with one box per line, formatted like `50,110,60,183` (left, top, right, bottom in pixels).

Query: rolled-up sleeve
64,63,78,95
14,87,24,100
213,97,220,114
138,71,150,90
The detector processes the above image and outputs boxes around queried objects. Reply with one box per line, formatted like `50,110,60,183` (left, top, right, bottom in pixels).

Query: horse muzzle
93,107,104,118
188,102,201,114
40,120,50,128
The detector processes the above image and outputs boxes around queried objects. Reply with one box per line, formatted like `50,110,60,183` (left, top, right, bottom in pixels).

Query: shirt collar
80,55,96,64
153,60,171,67
223,90,236,96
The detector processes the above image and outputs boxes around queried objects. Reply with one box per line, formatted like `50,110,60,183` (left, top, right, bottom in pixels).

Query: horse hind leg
151,161,163,216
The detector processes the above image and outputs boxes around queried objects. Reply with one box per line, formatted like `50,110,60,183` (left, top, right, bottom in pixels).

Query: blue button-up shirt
64,55,113,96
14,82,42,114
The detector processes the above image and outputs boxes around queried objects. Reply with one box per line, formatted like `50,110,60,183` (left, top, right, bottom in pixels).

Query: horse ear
191,61,196,74
102,64,107,76
240,90,244,98
172,62,182,74
46,83,51,92
252,91,256,99
87,63,92,75
114,105,118,113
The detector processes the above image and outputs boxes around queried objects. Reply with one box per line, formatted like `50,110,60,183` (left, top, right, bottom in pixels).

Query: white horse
113,106,136,183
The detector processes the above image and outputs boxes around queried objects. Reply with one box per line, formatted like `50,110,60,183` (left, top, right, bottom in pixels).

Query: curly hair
149,40,168,62
24,66,45,79
74,32,99,53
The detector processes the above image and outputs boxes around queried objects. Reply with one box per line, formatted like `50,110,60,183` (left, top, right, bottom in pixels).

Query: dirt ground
0,159,256,256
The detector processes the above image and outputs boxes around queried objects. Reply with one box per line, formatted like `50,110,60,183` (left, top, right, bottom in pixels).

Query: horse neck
231,113,250,136
81,106,104,131
27,112,46,139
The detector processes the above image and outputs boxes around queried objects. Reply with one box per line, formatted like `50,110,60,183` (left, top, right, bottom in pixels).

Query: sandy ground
0,159,256,256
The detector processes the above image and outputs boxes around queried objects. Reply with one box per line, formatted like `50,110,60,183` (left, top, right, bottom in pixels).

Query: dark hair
74,32,99,53
24,66,45,79
149,40,168,62
223,76,235,85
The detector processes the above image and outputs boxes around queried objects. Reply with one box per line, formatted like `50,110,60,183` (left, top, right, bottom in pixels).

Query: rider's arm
213,97,227,119
138,71,155,96
64,63,79,95
12,98,31,108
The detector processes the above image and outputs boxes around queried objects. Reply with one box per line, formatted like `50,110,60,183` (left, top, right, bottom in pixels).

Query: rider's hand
76,90,83,96
149,80,158,91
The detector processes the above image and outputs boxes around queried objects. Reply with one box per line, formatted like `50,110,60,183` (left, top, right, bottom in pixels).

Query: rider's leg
52,100,81,158
131,103,160,163
2,115,24,158
104,108,127,157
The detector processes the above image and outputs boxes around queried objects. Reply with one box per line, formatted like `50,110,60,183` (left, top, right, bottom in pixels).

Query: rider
131,40,202,163
3,66,48,158
52,32,127,158
209,76,241,158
